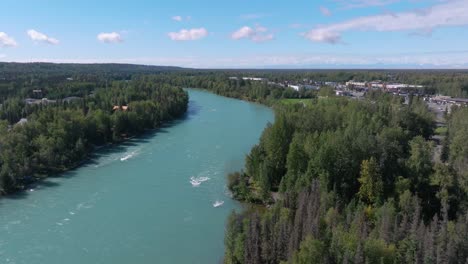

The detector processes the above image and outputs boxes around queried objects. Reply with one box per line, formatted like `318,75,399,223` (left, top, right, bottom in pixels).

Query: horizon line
1,61,468,71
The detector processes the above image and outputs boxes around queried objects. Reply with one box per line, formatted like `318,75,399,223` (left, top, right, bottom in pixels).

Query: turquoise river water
0,89,274,264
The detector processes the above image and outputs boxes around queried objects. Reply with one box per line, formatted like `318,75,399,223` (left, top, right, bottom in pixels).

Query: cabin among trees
112,105,129,111
0,71,188,194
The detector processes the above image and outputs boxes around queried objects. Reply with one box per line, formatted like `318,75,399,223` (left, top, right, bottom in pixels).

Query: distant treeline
123,69,468,98
1,63,467,100
0,75,188,194
0,62,183,75
127,73,314,104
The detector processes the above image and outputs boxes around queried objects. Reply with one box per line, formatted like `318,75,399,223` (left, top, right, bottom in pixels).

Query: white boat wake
213,200,224,208
190,176,210,187
120,151,138,161
190,180,201,187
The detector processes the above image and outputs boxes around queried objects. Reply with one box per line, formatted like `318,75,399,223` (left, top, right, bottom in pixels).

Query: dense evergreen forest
0,70,188,195
223,92,468,263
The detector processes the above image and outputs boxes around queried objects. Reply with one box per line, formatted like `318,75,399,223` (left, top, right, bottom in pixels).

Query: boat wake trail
120,150,139,162
190,176,210,187
213,200,224,208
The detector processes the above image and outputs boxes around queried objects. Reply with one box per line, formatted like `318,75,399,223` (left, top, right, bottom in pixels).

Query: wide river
0,89,274,264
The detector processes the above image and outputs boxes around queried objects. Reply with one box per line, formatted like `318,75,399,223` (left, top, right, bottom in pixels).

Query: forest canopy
224,93,468,264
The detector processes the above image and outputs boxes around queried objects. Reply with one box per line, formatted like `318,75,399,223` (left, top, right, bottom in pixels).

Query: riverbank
11,126,183,196
222,90,468,264
0,86,189,197
0,89,274,264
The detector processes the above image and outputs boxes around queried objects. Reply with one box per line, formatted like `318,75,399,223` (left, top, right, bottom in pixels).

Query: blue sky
1,0,468,68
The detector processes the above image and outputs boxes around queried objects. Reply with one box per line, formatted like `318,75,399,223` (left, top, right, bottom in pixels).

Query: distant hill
0,62,186,75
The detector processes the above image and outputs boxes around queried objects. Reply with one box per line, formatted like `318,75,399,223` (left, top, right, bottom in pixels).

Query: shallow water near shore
0,89,273,264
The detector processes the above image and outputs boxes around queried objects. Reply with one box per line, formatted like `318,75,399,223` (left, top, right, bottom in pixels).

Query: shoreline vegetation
214,86,468,264
1,63,467,263
0,74,188,195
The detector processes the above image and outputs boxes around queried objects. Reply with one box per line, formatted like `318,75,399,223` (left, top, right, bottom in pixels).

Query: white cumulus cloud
0,32,17,47
97,32,123,43
168,28,208,41
172,16,191,22
303,29,342,44
11,50,468,68
172,16,183,22
231,25,274,43
320,6,332,16
231,26,254,39
335,0,401,9
304,0,468,44
27,29,59,45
